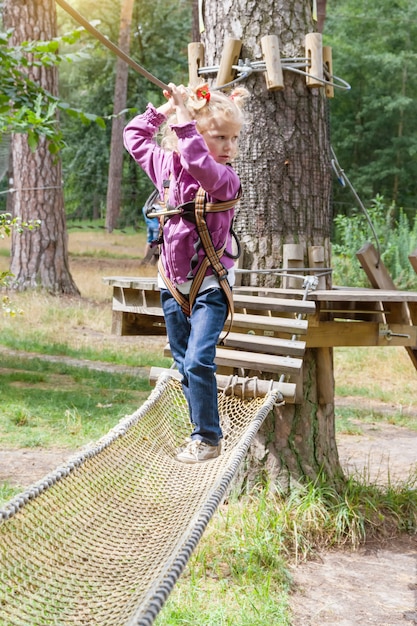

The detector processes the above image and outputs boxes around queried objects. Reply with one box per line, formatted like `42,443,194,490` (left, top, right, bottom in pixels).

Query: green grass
66,221,143,235
334,345,417,432
0,482,20,505
335,406,417,434
0,355,152,448
0,330,170,369
155,490,293,625
155,473,417,624
69,248,142,259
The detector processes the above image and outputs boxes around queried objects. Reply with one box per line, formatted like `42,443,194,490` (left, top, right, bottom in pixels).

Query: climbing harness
156,186,239,331
147,195,239,220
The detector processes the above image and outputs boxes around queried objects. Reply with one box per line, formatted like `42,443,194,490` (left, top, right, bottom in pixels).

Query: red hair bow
196,84,211,102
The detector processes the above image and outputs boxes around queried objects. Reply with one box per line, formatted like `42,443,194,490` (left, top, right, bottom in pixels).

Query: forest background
1,0,417,290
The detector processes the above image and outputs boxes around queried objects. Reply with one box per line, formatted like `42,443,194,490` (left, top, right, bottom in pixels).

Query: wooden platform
103,276,319,403
103,243,417,404
103,243,417,402
103,271,417,404
103,276,417,350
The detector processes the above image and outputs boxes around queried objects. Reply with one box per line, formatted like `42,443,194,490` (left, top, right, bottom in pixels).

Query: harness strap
147,189,241,219
200,197,239,212
192,188,234,338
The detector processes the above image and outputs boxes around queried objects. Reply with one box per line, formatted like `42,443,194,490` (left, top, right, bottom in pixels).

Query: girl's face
201,117,241,165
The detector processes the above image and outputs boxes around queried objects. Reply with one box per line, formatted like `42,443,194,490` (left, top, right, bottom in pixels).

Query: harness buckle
147,204,183,219
213,265,228,281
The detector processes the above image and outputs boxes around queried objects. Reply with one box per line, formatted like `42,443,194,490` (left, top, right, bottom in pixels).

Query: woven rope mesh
0,374,279,626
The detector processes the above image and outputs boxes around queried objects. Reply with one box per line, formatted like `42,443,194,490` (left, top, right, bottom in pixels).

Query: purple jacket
123,104,240,286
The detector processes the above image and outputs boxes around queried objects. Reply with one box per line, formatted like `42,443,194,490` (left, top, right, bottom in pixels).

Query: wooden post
407,249,417,328
316,347,335,404
357,242,404,292
260,35,284,91
282,243,305,289
233,248,244,287
323,46,334,98
305,32,323,88
357,242,417,371
188,42,205,87
408,247,417,276
216,38,242,89
308,245,326,289
149,367,296,402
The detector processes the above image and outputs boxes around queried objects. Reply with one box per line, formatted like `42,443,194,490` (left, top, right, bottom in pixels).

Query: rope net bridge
0,374,281,626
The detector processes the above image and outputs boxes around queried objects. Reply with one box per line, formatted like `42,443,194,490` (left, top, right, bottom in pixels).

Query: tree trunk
3,0,79,294
202,0,342,484
105,0,135,233
316,0,327,33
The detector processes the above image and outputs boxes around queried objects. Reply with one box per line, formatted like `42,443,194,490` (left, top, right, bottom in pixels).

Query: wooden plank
149,367,296,402
104,277,417,304
109,309,309,338
215,347,302,375
112,301,163,316
408,251,417,322
315,299,385,323
164,345,303,375
306,321,417,348
112,286,161,310
233,294,315,315
111,309,417,347
111,311,166,336
223,331,306,356
234,286,306,298
103,276,159,290
408,248,417,275
408,302,417,326
356,242,417,371
164,344,303,375
282,242,304,289
310,288,417,303
308,245,327,290
230,312,308,336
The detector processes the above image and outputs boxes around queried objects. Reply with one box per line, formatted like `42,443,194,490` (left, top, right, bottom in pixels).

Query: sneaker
176,439,222,464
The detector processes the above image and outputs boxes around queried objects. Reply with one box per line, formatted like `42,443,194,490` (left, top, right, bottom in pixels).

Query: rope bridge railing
0,374,281,626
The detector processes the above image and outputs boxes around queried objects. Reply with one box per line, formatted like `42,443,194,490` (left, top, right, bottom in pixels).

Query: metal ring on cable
198,58,351,92
283,64,351,90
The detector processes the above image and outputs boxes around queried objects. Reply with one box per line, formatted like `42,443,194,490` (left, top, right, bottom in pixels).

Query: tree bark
3,0,79,294
105,0,135,233
316,0,327,33
202,0,342,484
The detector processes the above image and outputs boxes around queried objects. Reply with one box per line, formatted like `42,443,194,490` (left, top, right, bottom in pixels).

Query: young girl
123,82,249,463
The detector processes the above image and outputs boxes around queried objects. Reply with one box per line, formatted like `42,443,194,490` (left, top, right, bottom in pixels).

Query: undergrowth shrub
332,195,417,289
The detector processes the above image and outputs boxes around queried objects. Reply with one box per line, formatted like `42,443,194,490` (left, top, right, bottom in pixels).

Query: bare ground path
292,415,417,626
289,533,417,625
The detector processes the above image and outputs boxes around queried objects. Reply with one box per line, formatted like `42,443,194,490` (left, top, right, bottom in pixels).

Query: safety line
55,0,171,92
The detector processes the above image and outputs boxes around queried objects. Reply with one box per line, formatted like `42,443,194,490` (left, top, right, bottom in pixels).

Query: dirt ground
287,414,417,626
1,402,417,625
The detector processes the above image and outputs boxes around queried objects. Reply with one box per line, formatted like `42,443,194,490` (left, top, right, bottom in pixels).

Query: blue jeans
161,287,228,446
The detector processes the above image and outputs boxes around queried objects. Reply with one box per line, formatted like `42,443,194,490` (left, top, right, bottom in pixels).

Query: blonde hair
161,83,250,151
